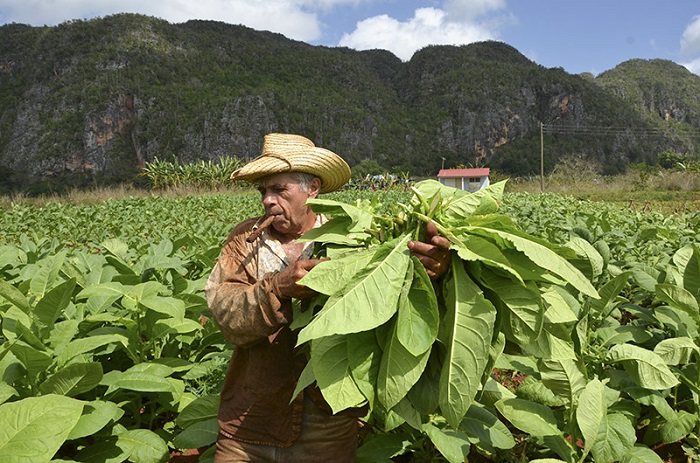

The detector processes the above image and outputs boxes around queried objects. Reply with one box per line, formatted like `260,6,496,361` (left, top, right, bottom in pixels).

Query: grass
505,167,700,215
0,183,250,209
2,166,699,216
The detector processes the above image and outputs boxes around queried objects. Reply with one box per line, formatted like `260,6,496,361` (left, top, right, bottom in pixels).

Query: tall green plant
287,181,609,462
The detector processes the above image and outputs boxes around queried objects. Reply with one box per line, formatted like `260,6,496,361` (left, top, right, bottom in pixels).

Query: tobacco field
0,186,699,463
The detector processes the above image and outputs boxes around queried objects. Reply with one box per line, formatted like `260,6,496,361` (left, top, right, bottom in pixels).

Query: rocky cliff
1,14,698,192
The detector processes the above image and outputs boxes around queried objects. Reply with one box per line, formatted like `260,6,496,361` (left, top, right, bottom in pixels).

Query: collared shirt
206,214,363,447
257,220,317,279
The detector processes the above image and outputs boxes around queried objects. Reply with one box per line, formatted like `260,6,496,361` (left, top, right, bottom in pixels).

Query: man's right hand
271,259,323,299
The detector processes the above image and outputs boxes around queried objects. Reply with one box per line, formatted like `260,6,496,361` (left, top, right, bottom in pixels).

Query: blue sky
1,0,699,76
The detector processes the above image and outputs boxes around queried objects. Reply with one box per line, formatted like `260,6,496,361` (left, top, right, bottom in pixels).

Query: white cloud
681,57,700,76
338,1,507,61
0,0,325,42
680,15,700,56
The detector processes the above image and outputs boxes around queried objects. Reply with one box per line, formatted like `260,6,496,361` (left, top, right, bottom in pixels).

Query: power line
542,124,700,137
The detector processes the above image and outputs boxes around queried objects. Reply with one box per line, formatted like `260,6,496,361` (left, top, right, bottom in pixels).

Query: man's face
257,173,320,237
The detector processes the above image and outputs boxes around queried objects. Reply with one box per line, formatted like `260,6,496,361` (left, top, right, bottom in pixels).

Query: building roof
437,168,490,178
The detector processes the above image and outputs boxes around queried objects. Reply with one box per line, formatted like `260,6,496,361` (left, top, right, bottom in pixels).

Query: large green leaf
653,337,699,365
175,394,220,428
298,247,375,295
590,413,636,463
589,271,631,320
0,382,18,406
9,342,52,377
542,285,579,324
117,429,169,463
311,334,367,413
153,317,203,337
76,282,126,300
102,371,178,394
347,330,382,407
67,400,124,440
297,234,412,344
495,398,561,437
29,252,67,299
421,423,471,463
539,358,586,407
462,226,598,298
396,259,439,356
460,404,515,453
0,395,84,463
576,378,606,455
655,283,699,318
683,247,700,300
173,418,219,449
3,306,45,350
439,260,496,428
449,235,524,284
660,410,697,444
482,271,543,344
620,445,664,463
140,295,186,318
34,278,76,331
377,319,431,411
606,344,680,390
56,334,129,366
566,235,605,280
0,280,30,314
625,387,677,421
298,216,369,245
415,179,505,223
305,198,375,233
356,432,411,463
39,362,103,397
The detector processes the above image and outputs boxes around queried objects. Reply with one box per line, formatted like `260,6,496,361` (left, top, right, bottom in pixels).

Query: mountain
1,13,698,193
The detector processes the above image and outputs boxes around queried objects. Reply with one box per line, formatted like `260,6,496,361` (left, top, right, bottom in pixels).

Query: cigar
246,215,275,242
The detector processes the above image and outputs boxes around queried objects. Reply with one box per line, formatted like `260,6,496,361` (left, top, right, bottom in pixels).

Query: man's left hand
408,221,451,280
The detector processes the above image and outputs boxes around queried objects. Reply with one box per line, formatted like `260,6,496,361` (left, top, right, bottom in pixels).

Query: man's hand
271,259,324,299
408,221,451,280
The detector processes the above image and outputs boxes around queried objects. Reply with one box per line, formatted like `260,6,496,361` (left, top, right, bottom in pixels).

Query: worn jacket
205,215,361,447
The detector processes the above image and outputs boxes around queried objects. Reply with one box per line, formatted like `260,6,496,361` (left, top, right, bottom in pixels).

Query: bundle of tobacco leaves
291,180,597,436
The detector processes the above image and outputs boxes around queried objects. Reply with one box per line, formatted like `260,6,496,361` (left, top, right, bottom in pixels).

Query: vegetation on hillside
1,14,699,195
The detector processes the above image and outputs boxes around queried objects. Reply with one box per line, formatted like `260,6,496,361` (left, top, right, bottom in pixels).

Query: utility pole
540,122,544,192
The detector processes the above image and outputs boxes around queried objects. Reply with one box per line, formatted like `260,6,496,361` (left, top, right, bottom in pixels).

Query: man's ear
308,177,321,198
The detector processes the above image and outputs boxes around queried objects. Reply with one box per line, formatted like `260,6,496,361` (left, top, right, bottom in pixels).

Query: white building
437,168,490,192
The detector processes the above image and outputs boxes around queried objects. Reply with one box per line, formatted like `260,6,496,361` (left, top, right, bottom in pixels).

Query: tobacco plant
1,187,698,462
287,180,700,463
288,180,598,461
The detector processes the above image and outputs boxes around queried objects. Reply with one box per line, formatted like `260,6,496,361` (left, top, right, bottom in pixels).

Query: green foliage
0,187,699,461
659,150,685,169
2,15,700,193
295,182,700,462
141,156,243,189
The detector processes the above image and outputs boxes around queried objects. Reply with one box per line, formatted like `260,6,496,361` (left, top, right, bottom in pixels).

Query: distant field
506,169,700,215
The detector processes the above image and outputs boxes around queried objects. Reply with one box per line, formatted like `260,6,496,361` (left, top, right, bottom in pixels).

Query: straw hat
230,133,351,193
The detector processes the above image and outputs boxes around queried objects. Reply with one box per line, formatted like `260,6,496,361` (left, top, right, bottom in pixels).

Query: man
205,133,450,462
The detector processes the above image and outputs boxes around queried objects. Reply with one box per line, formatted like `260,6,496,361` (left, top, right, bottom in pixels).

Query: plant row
0,188,699,462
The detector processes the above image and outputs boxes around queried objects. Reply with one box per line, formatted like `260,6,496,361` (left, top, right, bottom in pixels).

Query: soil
169,447,206,463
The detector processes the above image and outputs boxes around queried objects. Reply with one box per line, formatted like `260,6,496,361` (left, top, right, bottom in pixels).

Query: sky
1,0,700,77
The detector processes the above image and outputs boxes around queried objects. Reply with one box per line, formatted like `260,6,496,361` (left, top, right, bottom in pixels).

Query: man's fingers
297,258,327,271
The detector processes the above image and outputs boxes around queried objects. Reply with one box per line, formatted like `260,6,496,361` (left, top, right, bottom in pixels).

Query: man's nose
262,193,275,207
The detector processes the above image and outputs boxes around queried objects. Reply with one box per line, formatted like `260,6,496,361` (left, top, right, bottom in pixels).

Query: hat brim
231,147,351,194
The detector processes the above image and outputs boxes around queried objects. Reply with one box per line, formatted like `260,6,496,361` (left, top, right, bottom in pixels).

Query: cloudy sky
1,0,699,76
